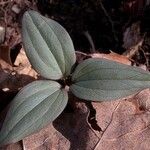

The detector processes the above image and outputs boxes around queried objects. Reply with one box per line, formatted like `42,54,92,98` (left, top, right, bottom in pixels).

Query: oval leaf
22,11,76,80
0,80,68,146
70,58,150,101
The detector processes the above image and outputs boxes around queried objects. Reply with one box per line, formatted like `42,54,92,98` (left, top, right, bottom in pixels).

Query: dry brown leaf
75,51,131,65
91,52,131,65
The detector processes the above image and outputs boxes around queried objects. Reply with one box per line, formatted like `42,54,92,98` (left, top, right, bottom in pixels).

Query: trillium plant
0,10,150,146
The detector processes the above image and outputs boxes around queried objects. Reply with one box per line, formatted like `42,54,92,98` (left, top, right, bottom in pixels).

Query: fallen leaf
91,52,131,65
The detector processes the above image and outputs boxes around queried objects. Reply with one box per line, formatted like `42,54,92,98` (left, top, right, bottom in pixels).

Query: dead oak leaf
91,52,131,65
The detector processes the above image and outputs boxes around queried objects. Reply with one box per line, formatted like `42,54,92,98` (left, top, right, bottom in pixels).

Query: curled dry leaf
76,51,131,65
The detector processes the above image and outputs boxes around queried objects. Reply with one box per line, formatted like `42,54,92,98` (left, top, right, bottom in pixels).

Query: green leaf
0,80,68,146
22,11,76,80
70,58,150,101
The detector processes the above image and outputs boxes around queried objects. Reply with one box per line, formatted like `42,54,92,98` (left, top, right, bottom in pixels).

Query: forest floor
0,0,150,150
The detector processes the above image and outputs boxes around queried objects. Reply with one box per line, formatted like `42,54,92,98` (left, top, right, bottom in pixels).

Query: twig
83,30,96,53
75,51,88,56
